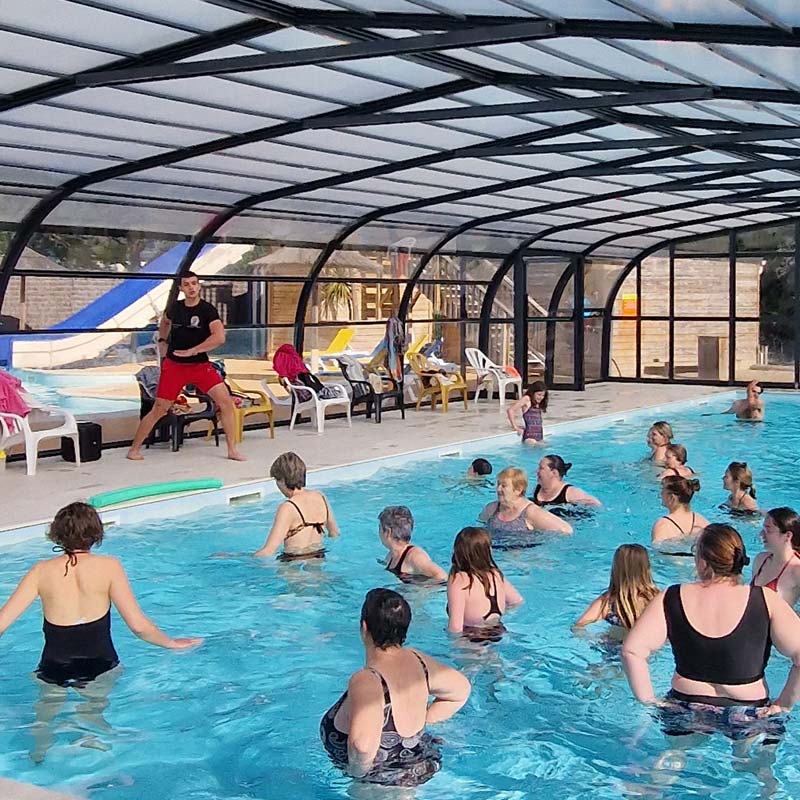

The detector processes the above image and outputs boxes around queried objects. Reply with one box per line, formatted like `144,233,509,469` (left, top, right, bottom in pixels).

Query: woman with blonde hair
722,461,758,513
447,527,523,638
751,508,800,606
646,421,673,465
575,544,659,631
479,466,572,543
651,476,709,550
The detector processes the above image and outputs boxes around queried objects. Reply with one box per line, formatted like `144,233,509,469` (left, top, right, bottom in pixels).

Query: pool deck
0,382,733,534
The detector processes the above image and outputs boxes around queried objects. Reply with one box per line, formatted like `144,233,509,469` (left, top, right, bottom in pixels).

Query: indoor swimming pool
1,393,799,799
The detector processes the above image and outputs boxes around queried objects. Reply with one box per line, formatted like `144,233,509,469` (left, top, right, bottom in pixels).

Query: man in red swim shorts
127,272,245,462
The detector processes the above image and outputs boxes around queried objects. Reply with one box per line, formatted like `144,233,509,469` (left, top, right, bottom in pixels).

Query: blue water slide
0,243,213,366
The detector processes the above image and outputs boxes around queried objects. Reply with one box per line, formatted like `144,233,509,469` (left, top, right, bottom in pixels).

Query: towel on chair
0,369,31,417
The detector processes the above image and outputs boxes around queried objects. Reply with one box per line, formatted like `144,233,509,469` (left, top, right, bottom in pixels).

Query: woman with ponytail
722,462,758,513
651,476,709,549
623,524,800,732
751,508,800,606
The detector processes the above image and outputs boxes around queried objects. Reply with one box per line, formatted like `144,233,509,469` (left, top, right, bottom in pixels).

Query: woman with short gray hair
380,506,447,583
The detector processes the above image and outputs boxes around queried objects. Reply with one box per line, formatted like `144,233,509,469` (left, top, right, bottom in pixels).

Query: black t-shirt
166,299,220,363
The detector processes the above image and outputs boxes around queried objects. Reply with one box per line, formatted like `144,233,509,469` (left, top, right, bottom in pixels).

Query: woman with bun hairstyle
646,421,673,465
657,444,696,481
623,524,800,733
532,455,601,507
651,476,709,547
576,544,659,631
722,462,758,513
751,508,800,606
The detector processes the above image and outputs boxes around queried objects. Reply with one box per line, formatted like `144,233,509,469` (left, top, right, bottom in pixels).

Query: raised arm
417,651,471,724
254,503,292,557
0,564,40,635
574,593,608,628
109,559,202,649
763,590,800,713
526,504,572,534
565,486,602,507
345,670,385,778
446,574,467,634
621,591,667,704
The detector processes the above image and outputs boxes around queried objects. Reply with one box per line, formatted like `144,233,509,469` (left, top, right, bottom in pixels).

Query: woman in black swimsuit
532,455,601,507
651,476,709,551
379,506,446,582
320,588,470,785
0,503,201,759
255,452,339,560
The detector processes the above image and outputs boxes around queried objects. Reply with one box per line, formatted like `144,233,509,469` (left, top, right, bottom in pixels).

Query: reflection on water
0,395,798,797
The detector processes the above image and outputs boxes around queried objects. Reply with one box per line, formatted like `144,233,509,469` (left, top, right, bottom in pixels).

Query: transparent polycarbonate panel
674,257,729,318
639,321,670,379
584,258,630,310
736,320,793,384
525,257,572,317
640,255,669,317
527,320,548,384
610,319,637,378
583,314,604,382
610,267,637,317
736,223,795,253
552,322,575,385
672,319,729,381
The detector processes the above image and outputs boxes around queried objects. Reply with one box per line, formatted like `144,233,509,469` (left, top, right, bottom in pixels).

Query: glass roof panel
89,0,252,28
0,67,59,94
504,0,642,20
0,32,118,74
625,0,766,24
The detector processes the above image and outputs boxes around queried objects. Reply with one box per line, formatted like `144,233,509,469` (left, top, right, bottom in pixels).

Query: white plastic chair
0,406,80,476
465,347,522,408
284,379,351,434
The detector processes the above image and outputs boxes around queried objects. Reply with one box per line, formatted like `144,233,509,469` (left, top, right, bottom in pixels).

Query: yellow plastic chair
305,327,355,359
404,335,428,359
207,378,275,443
407,353,468,413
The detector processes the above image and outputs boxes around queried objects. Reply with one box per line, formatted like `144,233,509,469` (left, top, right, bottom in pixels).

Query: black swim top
661,514,695,537
37,609,120,688
320,650,441,786
532,483,571,506
483,573,503,621
387,545,415,577
285,496,328,540
664,584,772,685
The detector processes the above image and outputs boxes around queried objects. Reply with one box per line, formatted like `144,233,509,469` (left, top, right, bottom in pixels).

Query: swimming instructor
127,271,245,461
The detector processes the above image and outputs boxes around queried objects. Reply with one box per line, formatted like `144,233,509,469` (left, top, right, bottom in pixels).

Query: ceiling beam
75,20,556,86
301,87,714,129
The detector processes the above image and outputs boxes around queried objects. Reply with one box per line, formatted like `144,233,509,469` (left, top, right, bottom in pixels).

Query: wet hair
360,588,411,649
766,507,800,554
497,466,528,495
661,475,700,506
606,544,659,630
525,380,549,412
649,421,674,443
471,458,492,476
665,444,688,465
179,271,198,282
727,461,756,499
450,526,503,599
543,454,572,478
47,502,104,553
270,451,306,490
378,506,414,542
696,523,750,578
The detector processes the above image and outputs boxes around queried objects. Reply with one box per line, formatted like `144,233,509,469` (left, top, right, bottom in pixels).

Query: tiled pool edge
1,389,737,545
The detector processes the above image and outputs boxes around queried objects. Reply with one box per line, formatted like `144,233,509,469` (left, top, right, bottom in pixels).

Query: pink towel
0,370,31,417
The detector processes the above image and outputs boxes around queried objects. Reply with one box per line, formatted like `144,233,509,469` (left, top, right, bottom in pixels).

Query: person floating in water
0,503,202,761
479,466,573,541
447,526,523,641
320,588,470,786
506,381,548,444
723,380,764,421
532,455,601,507
379,506,447,582
722,461,758,513
646,421,674,465
255,452,339,561
575,544,658,632
657,444,697,481
466,458,493,483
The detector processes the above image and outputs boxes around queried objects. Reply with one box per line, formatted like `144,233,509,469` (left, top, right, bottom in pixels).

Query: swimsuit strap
365,667,391,705
284,498,326,538
393,545,414,574
51,546,83,576
409,650,430,692
285,499,308,525
661,515,688,535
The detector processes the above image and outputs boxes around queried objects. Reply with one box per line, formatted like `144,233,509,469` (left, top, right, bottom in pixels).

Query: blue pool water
11,369,138,414
2,393,800,798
